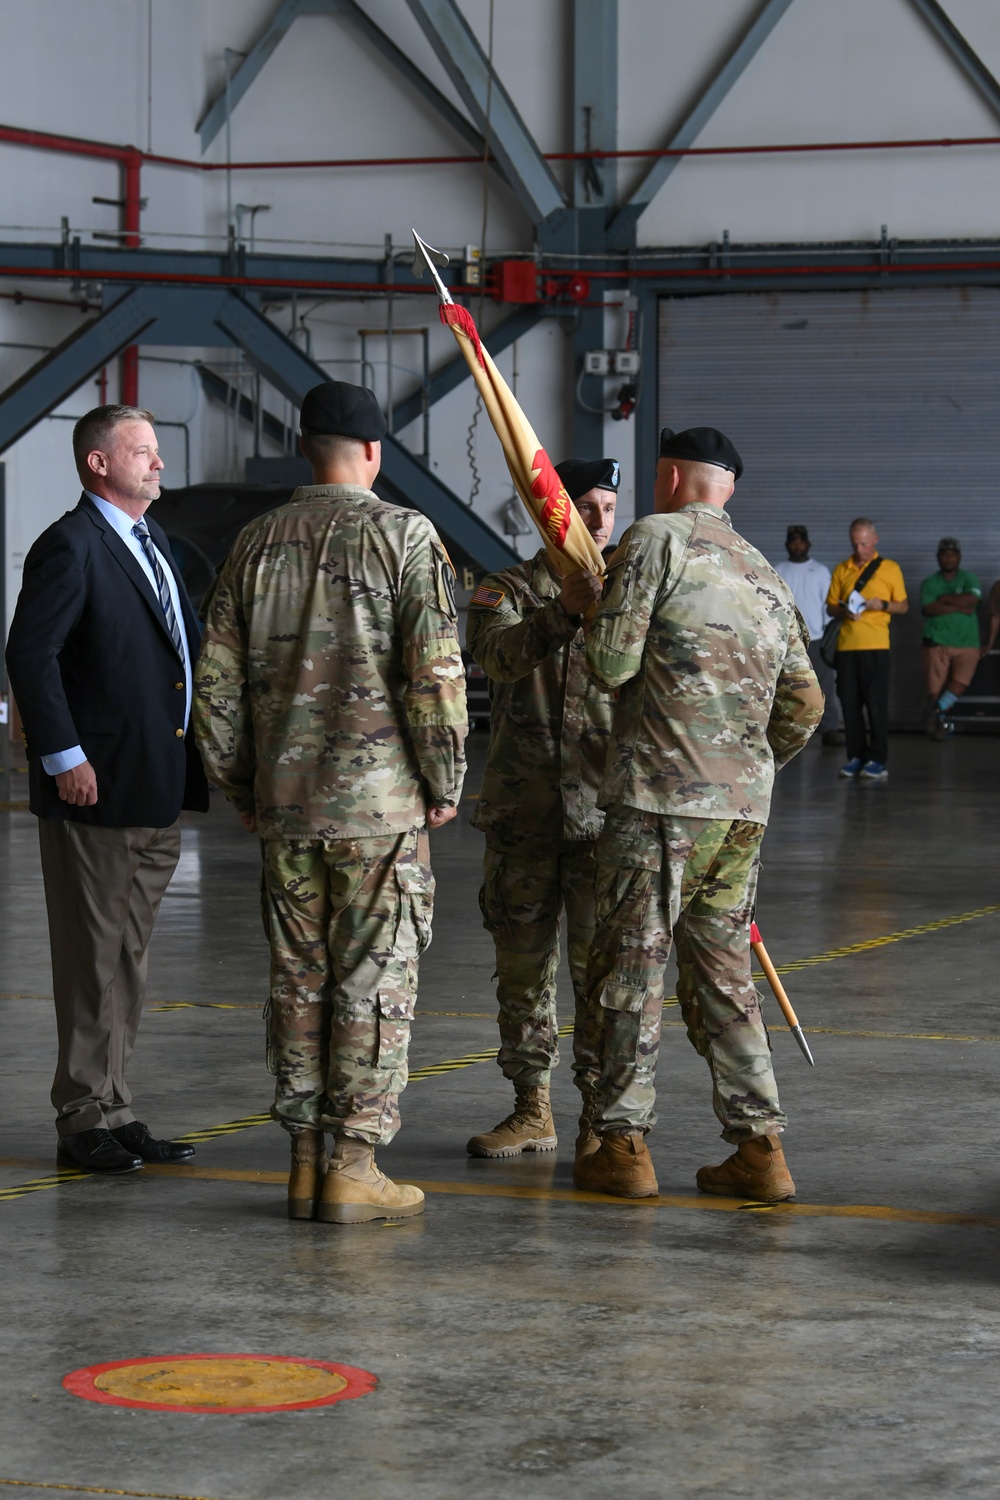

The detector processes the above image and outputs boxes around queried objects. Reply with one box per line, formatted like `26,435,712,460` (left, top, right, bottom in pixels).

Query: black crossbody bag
818,557,883,668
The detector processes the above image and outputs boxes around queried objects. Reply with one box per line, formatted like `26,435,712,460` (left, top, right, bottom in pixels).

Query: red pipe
1,261,999,294
1,121,998,176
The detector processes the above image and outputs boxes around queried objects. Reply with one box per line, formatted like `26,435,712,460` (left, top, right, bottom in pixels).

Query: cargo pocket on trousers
595,865,653,932
376,987,415,1071
593,866,654,1014
395,862,434,957
478,850,511,943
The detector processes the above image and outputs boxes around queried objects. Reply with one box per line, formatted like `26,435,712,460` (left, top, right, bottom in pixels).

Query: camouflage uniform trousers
261,828,434,1145
588,808,786,1144
479,840,602,1096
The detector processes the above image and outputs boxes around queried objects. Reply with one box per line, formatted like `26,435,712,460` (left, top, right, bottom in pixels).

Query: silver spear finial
411,229,453,305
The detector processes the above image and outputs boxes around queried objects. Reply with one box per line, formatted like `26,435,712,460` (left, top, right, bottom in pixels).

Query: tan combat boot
466,1085,558,1158
574,1092,601,1165
288,1128,327,1220
317,1137,425,1224
696,1133,795,1202
573,1130,658,1197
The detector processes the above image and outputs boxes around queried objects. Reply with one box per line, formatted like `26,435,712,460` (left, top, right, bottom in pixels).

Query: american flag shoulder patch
470,585,506,609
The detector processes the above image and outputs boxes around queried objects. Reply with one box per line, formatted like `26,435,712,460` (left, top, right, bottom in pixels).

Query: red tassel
440,303,486,369
750,922,761,943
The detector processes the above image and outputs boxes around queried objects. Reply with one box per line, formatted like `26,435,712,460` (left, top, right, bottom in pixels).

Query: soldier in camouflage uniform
465,458,619,1160
194,381,467,1224
575,427,823,1203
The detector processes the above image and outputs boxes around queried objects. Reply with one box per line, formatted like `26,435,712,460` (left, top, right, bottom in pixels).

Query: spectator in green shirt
920,538,982,739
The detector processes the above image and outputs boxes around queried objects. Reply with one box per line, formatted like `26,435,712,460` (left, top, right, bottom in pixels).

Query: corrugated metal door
657,287,1000,728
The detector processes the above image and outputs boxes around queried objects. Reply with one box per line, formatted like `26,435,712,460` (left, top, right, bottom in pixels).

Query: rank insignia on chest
470,585,506,609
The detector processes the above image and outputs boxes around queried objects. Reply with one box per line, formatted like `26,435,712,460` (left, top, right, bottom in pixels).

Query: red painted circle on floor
63,1353,377,1414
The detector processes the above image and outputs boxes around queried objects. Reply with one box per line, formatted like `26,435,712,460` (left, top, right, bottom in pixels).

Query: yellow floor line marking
659,1020,1000,1044
0,1155,993,1231
147,1003,257,1013
758,902,1000,975
0,994,259,1010
0,1480,226,1500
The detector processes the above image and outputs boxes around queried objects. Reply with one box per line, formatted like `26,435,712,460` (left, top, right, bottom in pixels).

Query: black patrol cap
300,380,387,441
555,457,621,502
659,426,743,480
787,524,810,541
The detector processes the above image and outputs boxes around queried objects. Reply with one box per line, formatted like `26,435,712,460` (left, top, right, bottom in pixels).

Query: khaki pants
262,829,433,1145
587,808,785,1144
38,817,181,1137
922,643,980,697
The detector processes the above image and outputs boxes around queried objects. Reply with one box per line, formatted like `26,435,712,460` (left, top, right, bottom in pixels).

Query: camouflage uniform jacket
467,549,614,851
586,503,822,824
194,484,468,840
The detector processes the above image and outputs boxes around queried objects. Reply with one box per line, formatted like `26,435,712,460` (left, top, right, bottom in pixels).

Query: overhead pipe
0,121,999,178
2,258,1000,296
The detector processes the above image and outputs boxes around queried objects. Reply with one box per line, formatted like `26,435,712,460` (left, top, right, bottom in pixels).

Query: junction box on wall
584,349,641,375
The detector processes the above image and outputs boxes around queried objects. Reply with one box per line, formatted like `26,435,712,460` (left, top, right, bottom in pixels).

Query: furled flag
412,230,605,582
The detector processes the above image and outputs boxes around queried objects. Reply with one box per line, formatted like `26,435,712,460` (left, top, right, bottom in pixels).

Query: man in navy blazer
6,404,208,1173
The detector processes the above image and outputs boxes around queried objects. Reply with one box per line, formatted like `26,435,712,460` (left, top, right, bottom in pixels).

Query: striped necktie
132,519,184,658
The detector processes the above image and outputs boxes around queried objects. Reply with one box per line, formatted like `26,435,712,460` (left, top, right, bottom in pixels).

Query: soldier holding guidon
195,381,467,1224
576,427,823,1203
465,458,620,1162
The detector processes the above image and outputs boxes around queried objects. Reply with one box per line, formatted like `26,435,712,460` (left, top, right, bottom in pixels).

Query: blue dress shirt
41,493,193,776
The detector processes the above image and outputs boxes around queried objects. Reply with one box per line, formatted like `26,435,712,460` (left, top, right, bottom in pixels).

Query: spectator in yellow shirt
826,518,908,781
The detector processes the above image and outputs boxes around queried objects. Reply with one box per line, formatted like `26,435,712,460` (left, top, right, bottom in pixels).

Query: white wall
3,0,1000,626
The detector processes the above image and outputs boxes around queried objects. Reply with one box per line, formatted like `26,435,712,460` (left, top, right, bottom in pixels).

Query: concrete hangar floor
1,732,998,1500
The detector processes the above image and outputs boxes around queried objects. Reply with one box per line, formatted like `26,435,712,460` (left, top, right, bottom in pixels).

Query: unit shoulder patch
470,585,507,609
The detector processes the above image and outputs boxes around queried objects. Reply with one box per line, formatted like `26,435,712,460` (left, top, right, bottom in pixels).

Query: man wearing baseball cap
465,456,620,1164
195,381,468,1225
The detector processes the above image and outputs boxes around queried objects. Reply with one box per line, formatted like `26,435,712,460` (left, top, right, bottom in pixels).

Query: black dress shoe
110,1121,196,1163
57,1128,143,1174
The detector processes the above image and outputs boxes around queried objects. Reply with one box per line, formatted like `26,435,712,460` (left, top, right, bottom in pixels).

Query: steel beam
391,305,542,433
197,0,313,150
0,289,158,455
197,0,493,166
405,0,567,225
607,0,796,247
198,366,290,450
572,0,617,210
907,0,1000,126
337,0,495,164
213,293,519,570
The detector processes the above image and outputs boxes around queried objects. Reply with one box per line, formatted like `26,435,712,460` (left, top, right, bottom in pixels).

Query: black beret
658,426,743,480
300,381,387,441
554,457,621,502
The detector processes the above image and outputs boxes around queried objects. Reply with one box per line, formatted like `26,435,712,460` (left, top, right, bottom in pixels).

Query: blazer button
175,728,184,738
175,682,184,690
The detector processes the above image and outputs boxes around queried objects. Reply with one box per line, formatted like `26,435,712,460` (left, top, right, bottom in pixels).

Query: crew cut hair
72,404,155,478
299,431,366,466
849,516,876,533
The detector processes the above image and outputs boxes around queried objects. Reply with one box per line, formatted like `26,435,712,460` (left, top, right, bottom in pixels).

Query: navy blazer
5,494,210,827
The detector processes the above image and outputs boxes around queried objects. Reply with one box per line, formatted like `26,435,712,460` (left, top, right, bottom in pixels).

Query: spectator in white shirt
774,525,841,745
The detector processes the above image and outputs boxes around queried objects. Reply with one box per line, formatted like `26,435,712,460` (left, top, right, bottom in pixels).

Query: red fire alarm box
494,260,539,303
